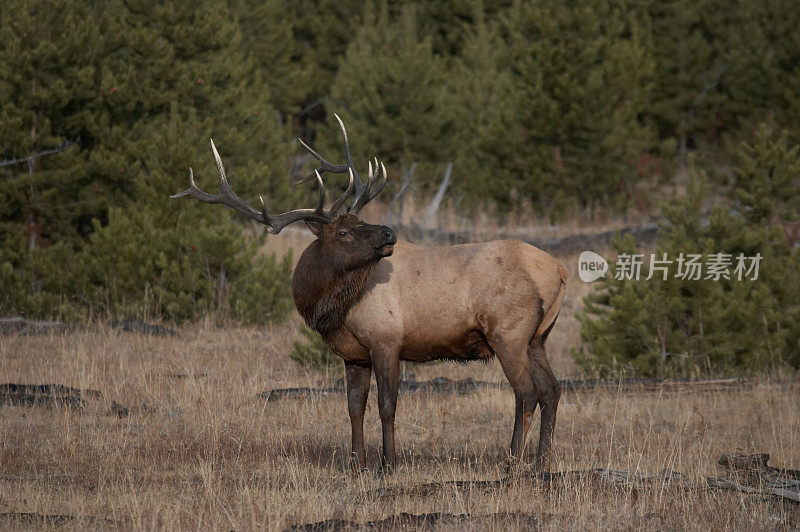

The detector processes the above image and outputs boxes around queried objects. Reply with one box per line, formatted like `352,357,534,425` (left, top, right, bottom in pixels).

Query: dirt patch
257,376,766,403
366,455,799,507
560,377,756,394
257,377,505,402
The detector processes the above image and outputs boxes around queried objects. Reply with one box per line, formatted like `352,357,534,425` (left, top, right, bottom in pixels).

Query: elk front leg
373,353,400,472
345,361,371,471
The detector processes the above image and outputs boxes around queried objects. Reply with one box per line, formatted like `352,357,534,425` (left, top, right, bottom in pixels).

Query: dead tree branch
0,138,79,169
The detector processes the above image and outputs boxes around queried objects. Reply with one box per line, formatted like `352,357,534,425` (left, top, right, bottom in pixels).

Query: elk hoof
348,460,368,475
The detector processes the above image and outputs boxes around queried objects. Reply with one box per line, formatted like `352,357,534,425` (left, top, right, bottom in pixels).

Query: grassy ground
1,321,798,530
1,202,796,529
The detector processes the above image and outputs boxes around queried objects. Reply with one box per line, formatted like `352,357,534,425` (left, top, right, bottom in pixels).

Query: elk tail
533,262,569,342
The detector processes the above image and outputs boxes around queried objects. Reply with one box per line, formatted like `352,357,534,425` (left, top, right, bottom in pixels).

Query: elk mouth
378,244,395,257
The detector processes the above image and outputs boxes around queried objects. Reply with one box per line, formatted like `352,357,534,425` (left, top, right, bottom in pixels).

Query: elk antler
297,113,386,215
171,139,337,234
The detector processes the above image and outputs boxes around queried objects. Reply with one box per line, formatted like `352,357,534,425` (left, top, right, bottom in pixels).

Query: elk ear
304,219,325,236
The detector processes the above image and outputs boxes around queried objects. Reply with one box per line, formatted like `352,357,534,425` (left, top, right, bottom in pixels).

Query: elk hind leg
490,333,540,472
528,278,565,474
529,336,561,474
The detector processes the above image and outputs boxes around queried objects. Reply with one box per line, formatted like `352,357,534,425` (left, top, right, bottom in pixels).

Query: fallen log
718,453,800,481
0,512,120,527
256,377,507,402
0,316,177,337
707,453,800,503
286,512,540,531
0,317,75,335
548,468,694,490
706,476,800,503
257,386,341,402
0,383,101,409
108,318,177,337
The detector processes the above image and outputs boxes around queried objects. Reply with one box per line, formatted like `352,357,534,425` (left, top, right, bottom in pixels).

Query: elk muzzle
378,227,397,257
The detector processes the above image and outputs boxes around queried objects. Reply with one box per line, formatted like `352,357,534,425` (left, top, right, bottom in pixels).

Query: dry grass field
1,210,798,530
1,317,798,530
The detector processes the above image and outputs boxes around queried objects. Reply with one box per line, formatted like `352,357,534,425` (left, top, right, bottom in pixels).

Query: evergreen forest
2,0,799,374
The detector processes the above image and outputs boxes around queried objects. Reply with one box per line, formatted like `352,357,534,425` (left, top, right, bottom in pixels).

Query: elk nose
382,228,397,244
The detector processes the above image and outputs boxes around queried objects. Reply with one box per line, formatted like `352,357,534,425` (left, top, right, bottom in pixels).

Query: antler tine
296,113,364,185
350,159,388,214
367,157,381,187
312,170,326,213
367,161,388,202
329,168,355,217
296,137,350,184
171,139,330,235
334,113,353,166
333,113,370,201
348,153,383,213
296,112,382,217
170,139,266,222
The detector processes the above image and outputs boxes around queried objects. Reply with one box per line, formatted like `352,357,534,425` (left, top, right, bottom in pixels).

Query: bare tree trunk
387,162,415,226
28,108,39,250
423,162,452,230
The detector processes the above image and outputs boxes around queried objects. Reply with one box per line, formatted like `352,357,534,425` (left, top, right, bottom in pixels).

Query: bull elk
171,116,569,473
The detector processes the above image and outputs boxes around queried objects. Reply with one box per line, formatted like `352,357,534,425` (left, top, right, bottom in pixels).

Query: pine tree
290,0,366,101
1,0,296,322
0,0,121,245
501,0,657,210
80,0,295,322
414,0,498,57
446,0,517,202
636,0,735,162
328,2,453,181
577,129,800,376
732,125,800,225
721,0,800,141
235,0,310,118
0,0,120,318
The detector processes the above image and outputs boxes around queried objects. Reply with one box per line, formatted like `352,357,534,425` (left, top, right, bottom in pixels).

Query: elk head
171,116,396,329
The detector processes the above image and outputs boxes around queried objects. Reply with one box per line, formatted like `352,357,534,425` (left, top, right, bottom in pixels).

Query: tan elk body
173,116,568,472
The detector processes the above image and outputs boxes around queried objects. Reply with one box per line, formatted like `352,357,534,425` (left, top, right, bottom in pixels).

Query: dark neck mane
292,244,378,341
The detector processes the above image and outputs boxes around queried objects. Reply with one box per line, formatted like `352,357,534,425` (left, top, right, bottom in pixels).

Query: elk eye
337,231,348,238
